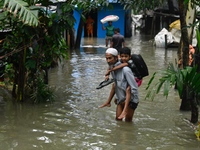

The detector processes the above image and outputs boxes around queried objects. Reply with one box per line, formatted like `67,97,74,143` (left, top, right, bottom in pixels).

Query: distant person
102,21,114,47
110,28,125,52
86,16,94,37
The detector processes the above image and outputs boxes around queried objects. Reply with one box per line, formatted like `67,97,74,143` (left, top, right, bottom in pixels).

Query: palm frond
163,80,170,97
176,77,182,95
156,79,165,94
146,72,156,90
146,62,200,101
196,29,200,53
3,0,38,26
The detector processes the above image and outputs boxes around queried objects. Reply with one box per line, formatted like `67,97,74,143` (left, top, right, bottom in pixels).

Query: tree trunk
69,29,75,49
17,48,26,102
179,0,189,66
12,69,18,98
190,95,199,123
178,0,190,110
178,0,198,122
75,18,84,49
179,85,191,110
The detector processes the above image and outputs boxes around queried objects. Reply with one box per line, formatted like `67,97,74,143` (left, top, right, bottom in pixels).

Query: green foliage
71,0,110,19
3,0,39,26
0,0,76,103
30,77,55,104
119,0,163,14
3,63,15,86
196,29,200,53
73,0,109,13
146,63,200,100
145,63,177,100
190,0,200,6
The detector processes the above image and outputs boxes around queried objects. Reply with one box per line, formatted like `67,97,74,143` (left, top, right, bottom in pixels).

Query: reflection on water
0,35,200,150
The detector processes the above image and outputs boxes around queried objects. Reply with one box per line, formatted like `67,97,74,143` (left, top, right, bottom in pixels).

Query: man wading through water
100,48,139,122
110,28,125,52
102,21,114,47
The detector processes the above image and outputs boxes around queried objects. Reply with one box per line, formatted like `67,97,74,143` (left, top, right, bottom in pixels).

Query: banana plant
146,63,200,100
145,62,200,123
0,0,75,103
1,0,39,26
196,29,200,53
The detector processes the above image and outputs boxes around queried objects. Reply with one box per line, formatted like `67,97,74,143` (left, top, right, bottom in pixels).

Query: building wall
98,3,125,38
73,3,128,38
73,10,83,39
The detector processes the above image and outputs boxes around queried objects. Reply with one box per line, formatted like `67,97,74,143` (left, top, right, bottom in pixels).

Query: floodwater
0,33,200,150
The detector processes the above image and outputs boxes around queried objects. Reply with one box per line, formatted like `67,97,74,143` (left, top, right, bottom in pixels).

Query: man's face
105,53,117,66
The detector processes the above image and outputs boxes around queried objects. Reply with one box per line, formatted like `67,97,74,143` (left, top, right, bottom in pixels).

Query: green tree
0,0,110,102
0,0,75,103
2,0,39,26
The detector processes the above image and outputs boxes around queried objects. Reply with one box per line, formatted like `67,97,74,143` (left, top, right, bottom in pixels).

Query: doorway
84,10,98,37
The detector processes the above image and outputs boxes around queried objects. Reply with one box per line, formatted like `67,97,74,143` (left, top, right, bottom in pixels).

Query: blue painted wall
98,4,125,38
73,3,128,38
73,10,83,38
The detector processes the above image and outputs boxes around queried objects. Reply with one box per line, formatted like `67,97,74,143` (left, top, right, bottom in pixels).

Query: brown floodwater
0,33,200,150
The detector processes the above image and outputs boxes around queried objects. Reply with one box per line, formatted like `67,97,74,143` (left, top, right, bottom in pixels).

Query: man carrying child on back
100,47,139,122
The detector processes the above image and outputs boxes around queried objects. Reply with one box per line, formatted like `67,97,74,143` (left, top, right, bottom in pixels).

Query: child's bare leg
118,86,131,119
116,103,123,121
99,83,115,108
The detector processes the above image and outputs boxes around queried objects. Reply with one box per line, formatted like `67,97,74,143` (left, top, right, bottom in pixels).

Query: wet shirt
111,61,139,104
111,34,125,51
106,25,114,36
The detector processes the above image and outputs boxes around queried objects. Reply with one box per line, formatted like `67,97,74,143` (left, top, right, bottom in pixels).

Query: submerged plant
30,77,55,104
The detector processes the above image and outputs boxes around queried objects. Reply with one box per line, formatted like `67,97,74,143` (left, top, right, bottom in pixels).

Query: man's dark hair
119,47,131,56
114,28,120,33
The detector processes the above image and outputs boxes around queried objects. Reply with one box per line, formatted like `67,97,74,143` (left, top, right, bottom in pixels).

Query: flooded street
0,33,200,150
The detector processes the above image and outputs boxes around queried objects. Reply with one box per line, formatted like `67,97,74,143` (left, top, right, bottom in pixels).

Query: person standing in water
110,28,125,52
101,48,139,122
86,16,94,37
102,21,114,47
100,47,142,120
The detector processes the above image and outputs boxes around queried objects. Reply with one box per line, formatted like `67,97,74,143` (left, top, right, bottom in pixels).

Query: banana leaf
196,29,200,52
163,80,170,98
145,63,200,100
3,0,38,26
146,72,156,90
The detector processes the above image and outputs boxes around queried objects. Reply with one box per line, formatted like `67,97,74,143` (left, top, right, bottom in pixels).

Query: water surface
0,34,200,150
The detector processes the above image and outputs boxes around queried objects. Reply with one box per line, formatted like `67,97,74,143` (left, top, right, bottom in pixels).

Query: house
73,2,132,38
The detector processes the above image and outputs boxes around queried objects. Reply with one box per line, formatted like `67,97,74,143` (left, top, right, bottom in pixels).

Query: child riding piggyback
105,47,143,87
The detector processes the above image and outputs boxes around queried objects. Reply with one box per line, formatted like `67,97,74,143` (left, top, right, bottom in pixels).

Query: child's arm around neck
104,62,128,76
111,62,128,71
